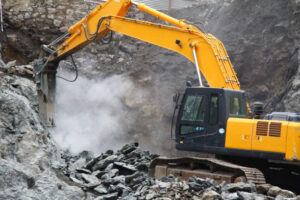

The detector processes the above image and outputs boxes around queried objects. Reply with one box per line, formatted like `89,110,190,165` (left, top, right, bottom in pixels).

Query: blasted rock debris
63,143,298,200
0,59,33,78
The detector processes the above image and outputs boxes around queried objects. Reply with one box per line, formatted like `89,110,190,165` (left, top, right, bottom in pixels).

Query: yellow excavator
35,0,300,187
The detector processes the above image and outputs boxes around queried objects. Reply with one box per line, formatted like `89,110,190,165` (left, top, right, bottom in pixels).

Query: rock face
200,0,300,112
278,61,300,112
1,0,94,62
0,60,84,199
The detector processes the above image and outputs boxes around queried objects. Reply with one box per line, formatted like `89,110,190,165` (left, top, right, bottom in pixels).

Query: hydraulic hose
80,17,106,41
56,55,78,82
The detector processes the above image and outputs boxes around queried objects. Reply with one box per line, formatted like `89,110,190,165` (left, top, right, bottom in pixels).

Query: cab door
205,94,224,147
176,93,208,147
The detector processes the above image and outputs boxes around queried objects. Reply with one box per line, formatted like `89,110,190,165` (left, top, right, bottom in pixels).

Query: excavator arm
36,0,240,125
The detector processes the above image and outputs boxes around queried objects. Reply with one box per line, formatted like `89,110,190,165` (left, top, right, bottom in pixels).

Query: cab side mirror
186,81,192,87
253,102,264,119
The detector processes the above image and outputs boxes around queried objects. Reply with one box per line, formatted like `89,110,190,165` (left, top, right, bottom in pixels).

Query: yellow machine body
226,118,300,161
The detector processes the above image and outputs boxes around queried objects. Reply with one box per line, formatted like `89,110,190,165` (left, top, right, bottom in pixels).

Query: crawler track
149,157,266,184
218,155,300,193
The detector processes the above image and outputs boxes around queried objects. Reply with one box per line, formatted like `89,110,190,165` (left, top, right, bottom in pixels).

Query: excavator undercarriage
149,157,266,184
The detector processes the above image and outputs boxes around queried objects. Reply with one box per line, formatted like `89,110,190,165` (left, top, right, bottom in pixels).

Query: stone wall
2,0,94,62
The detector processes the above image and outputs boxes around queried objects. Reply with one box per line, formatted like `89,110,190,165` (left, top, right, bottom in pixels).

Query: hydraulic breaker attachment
34,59,57,127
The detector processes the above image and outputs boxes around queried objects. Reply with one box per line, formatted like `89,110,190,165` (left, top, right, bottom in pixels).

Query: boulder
94,185,108,194
81,174,100,185
256,184,272,195
94,192,118,200
268,186,296,198
92,155,118,171
114,162,137,175
223,182,256,193
202,190,222,200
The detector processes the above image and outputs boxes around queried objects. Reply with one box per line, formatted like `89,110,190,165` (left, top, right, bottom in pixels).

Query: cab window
181,95,206,121
209,95,219,125
229,96,246,116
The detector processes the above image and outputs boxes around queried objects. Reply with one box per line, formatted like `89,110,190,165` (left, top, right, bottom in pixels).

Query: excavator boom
44,0,240,90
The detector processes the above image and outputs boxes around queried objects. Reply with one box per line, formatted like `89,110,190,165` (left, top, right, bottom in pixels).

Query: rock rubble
0,58,33,78
63,142,299,200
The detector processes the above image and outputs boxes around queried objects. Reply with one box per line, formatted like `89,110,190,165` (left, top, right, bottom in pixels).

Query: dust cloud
51,58,181,156
53,72,137,154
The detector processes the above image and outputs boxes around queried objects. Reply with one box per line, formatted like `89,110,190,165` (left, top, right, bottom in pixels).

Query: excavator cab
175,87,247,154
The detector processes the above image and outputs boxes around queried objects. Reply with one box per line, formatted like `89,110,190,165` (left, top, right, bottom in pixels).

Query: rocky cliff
0,62,85,199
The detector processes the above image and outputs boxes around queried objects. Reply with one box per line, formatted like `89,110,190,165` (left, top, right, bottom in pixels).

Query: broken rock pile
64,143,299,200
64,143,159,199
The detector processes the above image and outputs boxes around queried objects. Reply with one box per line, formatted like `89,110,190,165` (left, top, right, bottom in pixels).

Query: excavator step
149,157,266,184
